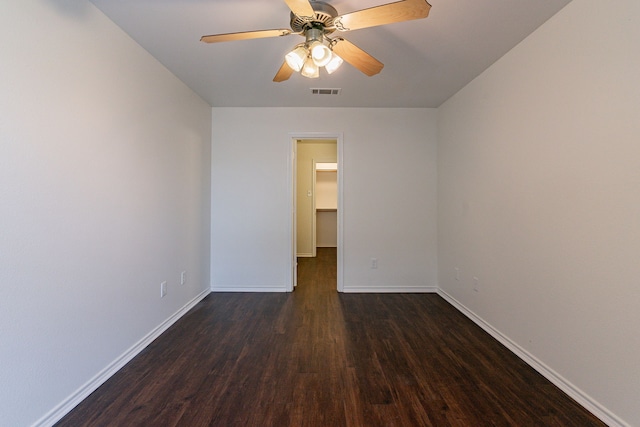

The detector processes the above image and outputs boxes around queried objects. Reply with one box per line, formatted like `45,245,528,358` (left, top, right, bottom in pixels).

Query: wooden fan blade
283,0,315,19
200,29,292,43
332,39,384,76
273,61,295,82
334,0,431,32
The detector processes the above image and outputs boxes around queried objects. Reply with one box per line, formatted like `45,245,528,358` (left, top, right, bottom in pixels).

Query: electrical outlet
160,281,167,298
473,277,479,292
371,258,378,269
180,271,186,285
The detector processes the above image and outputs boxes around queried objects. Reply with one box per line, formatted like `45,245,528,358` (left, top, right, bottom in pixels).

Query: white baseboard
211,284,438,294
33,288,211,427
211,286,289,292
342,285,438,293
437,288,627,427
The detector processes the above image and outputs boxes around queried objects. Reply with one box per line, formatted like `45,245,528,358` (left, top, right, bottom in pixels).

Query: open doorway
290,134,343,292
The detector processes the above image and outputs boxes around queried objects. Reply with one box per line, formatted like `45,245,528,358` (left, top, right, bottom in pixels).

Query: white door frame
288,132,344,292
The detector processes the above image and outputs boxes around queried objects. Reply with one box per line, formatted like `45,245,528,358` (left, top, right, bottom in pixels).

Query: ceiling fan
200,0,432,82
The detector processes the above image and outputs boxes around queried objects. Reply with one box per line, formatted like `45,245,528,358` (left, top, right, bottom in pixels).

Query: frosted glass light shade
310,41,332,67
301,58,320,78
324,53,343,74
285,46,307,72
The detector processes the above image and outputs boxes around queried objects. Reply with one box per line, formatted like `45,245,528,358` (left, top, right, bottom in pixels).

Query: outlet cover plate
161,281,167,297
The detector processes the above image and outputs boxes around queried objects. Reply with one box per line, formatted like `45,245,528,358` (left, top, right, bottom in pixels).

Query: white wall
437,0,640,425
211,108,438,292
0,1,212,426
316,171,338,210
316,170,338,248
316,211,338,248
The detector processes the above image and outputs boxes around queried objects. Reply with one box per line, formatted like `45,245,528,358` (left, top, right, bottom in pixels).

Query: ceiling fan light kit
284,26,342,78
200,0,432,82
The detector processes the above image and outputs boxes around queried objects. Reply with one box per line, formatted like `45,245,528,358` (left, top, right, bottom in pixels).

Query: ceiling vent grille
311,88,341,95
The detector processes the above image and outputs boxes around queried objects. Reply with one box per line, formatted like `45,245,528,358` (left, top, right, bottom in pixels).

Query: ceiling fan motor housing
290,1,338,34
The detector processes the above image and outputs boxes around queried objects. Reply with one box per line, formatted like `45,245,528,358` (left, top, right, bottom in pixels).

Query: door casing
288,132,343,292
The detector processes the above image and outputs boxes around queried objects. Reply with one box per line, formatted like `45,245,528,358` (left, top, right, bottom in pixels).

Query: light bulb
301,58,319,78
310,41,332,67
285,45,308,72
324,53,343,74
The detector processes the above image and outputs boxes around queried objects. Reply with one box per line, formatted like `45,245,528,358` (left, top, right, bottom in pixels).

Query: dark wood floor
56,248,605,426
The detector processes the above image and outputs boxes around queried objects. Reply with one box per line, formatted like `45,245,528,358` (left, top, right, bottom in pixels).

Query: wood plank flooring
56,248,605,426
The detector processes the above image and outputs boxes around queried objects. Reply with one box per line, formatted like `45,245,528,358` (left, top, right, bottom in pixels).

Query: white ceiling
89,0,572,108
